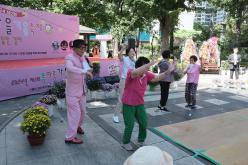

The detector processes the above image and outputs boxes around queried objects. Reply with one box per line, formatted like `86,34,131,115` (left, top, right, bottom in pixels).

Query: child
121,56,175,151
183,55,201,110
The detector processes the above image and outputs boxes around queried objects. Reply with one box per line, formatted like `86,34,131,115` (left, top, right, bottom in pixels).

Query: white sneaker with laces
113,115,119,123
121,143,134,151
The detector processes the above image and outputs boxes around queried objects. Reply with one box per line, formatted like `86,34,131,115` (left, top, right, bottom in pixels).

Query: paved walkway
0,74,247,165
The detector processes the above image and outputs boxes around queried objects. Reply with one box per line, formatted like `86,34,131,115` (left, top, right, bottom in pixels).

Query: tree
209,0,248,40
126,0,198,51
103,0,154,55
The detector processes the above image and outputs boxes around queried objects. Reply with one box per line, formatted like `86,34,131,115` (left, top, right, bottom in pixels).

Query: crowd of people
63,39,241,164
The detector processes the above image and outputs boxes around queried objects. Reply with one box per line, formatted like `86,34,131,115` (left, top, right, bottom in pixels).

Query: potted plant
39,95,57,117
23,106,48,119
20,114,51,146
49,81,66,110
86,79,101,99
32,101,48,109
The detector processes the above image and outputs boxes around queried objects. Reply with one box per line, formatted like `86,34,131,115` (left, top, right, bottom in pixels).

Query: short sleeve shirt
122,69,155,106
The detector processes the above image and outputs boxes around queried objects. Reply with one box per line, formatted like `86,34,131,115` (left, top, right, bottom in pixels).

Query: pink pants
65,95,86,139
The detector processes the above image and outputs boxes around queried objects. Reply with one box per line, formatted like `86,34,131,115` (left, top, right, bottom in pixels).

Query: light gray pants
114,78,126,116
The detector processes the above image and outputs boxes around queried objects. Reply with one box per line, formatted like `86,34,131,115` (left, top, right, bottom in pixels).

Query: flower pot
27,133,45,146
48,105,55,117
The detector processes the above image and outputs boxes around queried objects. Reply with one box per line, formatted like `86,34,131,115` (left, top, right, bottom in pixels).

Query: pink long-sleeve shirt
65,53,86,97
186,64,201,84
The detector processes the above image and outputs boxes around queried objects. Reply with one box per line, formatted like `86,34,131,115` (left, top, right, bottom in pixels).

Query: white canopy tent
79,25,96,34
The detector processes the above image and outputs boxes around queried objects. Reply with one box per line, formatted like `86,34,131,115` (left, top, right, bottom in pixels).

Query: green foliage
148,81,159,91
220,61,229,70
49,81,66,99
175,29,201,40
21,114,51,135
92,62,100,76
87,80,101,91
23,106,49,120
209,0,248,43
152,65,158,73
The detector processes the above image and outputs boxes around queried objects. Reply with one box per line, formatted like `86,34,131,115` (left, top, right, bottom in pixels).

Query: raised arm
131,60,157,78
150,64,175,82
118,44,127,61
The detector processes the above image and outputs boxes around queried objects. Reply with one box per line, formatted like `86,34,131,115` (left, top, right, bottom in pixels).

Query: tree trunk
159,15,170,52
113,38,119,57
169,27,174,53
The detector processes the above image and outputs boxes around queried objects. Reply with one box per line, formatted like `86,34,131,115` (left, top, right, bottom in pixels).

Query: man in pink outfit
64,39,93,144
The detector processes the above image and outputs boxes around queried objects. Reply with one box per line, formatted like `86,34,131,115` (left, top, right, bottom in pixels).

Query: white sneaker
121,143,134,151
113,116,119,123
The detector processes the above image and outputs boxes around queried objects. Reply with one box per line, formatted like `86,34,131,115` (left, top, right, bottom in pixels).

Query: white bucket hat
123,146,173,165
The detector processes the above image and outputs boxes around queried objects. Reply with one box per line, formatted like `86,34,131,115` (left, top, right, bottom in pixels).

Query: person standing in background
64,39,93,144
228,47,241,80
183,55,201,111
157,50,177,111
113,45,136,123
92,44,100,57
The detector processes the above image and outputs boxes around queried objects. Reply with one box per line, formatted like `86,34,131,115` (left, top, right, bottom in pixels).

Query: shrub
87,80,101,91
23,106,48,119
39,95,57,105
48,81,66,99
92,62,100,76
32,101,48,109
21,114,51,135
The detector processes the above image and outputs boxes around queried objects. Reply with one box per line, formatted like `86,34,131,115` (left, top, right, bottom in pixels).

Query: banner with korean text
0,4,79,61
0,65,65,101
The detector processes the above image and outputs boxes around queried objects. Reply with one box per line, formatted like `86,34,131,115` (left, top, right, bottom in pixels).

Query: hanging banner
0,4,79,61
0,65,65,101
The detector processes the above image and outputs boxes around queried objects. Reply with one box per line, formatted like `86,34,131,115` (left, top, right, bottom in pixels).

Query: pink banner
0,4,79,61
99,59,121,77
0,65,65,101
0,58,122,101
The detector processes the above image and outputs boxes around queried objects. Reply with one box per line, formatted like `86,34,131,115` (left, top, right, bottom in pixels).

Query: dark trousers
230,67,239,79
159,81,171,107
185,83,198,106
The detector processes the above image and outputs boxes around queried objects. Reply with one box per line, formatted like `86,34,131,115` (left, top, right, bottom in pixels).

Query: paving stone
228,95,248,103
0,130,5,148
153,141,189,160
87,101,111,109
146,107,172,116
131,130,164,145
175,103,203,110
174,156,205,165
0,146,6,165
204,98,229,105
